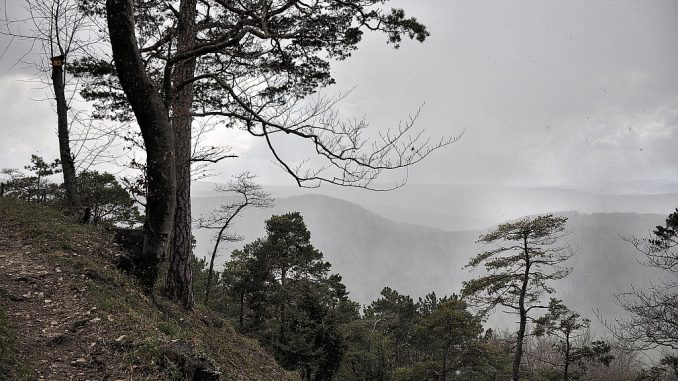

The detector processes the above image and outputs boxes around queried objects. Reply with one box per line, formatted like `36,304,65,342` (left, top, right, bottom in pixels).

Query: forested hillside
193,193,664,329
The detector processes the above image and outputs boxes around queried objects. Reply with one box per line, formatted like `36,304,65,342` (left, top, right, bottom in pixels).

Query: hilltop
0,198,298,381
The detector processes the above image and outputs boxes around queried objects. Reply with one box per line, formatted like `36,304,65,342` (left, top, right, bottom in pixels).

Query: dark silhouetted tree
77,171,142,227
106,0,177,292
462,214,573,381
196,173,273,305
221,212,355,379
534,298,613,380
85,0,455,308
619,210,678,351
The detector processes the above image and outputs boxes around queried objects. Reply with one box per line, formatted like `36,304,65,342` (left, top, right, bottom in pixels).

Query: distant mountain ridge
194,182,678,229
193,192,668,331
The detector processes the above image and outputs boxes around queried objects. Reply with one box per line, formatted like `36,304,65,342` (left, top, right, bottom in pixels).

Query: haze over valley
193,183,673,331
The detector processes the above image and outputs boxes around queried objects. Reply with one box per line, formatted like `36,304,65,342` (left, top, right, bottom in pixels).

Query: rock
13,275,37,283
0,287,28,301
47,333,70,347
68,318,89,331
160,341,221,381
70,358,87,367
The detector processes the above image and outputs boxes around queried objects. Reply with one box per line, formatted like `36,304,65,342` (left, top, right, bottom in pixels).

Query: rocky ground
0,231,132,380
0,197,298,381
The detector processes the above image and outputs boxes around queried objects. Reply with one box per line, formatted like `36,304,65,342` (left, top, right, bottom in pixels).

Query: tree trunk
164,0,197,310
279,267,287,341
204,224,227,305
35,174,41,203
513,309,527,381
513,235,531,381
106,0,176,292
563,331,571,381
51,57,82,213
441,346,449,381
239,291,245,330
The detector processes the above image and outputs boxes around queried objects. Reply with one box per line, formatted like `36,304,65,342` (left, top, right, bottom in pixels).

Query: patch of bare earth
0,227,133,380
0,199,299,381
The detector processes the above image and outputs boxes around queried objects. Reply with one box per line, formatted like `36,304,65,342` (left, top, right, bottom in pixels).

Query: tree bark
204,223,227,305
164,0,197,310
106,0,176,292
239,291,245,330
563,331,571,381
513,235,531,381
51,57,82,212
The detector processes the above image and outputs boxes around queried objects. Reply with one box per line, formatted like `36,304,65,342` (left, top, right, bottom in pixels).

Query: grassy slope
0,197,298,380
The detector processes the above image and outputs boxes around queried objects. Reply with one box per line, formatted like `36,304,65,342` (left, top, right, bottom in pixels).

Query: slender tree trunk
35,174,41,203
442,346,449,381
51,57,82,212
205,203,248,304
239,291,245,330
279,267,287,341
165,0,197,310
563,331,571,381
106,0,176,292
513,235,531,381
204,224,227,305
514,309,527,381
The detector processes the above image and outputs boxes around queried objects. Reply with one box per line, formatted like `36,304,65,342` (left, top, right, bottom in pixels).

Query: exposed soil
0,225,133,380
0,198,299,381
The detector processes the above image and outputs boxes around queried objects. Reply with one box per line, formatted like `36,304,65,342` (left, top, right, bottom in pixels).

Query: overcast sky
1,0,677,193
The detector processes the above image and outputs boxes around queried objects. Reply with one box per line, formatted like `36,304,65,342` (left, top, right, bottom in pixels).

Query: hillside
193,193,667,331
0,198,298,381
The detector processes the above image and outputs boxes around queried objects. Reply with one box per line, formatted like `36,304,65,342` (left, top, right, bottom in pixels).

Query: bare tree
1,0,114,215
195,173,273,305
617,210,678,351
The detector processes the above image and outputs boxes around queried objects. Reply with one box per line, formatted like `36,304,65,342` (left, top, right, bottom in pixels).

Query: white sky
1,0,677,193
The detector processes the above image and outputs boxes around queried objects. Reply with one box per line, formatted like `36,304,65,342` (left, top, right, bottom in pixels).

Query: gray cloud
1,0,677,192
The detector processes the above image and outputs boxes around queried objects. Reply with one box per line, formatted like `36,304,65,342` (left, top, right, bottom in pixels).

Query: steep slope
193,194,667,331
0,198,297,381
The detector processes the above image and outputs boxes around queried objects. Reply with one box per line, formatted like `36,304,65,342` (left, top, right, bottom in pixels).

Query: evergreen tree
221,212,354,380
462,215,573,381
79,0,452,308
534,299,613,380
77,171,142,226
24,155,61,203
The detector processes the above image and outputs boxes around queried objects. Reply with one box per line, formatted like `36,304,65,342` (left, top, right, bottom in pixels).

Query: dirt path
0,198,300,381
0,225,129,380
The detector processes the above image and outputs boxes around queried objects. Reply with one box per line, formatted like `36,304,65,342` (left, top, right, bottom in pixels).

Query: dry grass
0,197,298,380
